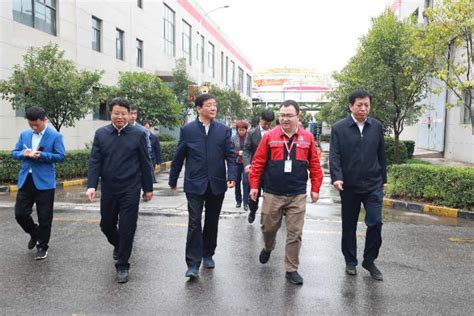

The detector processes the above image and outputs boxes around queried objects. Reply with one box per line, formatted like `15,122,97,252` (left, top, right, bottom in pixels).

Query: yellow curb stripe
164,161,172,169
155,164,161,172
383,198,394,208
62,179,85,188
448,237,474,243
9,185,18,192
423,205,458,218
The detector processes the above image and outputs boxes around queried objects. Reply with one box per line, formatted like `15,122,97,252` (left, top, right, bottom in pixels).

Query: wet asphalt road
0,172,473,315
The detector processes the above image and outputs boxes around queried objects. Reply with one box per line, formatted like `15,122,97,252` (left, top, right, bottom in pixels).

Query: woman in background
231,120,250,211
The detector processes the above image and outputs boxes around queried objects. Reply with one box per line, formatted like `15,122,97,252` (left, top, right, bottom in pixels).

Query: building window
220,52,224,82
238,67,244,93
182,20,192,65
136,39,143,68
463,90,473,124
93,99,110,121
116,28,124,60
163,4,175,56
208,42,215,78
225,56,229,87
92,16,102,52
137,0,143,8
246,74,252,97
200,35,205,73
13,0,56,36
231,61,236,89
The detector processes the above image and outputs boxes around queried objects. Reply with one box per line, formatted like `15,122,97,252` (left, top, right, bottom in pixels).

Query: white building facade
391,0,473,163
0,0,252,150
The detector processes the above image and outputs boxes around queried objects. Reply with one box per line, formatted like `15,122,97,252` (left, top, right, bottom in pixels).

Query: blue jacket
168,118,237,195
12,127,66,190
87,124,154,194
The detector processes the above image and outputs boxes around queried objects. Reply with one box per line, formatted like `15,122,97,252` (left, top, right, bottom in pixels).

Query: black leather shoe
117,269,129,283
248,212,256,224
28,236,37,250
259,248,271,264
113,247,119,260
345,264,357,275
203,257,215,269
34,248,48,260
243,204,249,212
362,261,383,281
286,271,303,285
236,202,241,208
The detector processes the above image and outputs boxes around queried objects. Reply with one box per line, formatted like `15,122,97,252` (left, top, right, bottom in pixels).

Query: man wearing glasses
249,100,323,285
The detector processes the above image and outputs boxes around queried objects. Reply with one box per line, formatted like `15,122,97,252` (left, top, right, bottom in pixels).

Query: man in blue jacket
169,94,237,278
86,98,154,283
12,106,65,260
329,89,387,281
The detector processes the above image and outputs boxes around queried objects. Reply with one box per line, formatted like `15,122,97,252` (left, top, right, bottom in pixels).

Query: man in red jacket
249,100,323,285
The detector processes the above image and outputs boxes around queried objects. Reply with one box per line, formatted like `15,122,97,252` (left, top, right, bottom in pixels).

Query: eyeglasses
279,114,297,118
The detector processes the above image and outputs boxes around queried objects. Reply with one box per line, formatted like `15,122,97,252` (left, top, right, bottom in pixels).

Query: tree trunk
394,128,400,164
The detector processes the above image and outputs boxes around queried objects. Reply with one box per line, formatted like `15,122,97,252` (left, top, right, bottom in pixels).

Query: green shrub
406,159,431,165
402,140,415,159
319,134,331,142
385,137,408,165
160,141,177,162
387,164,474,209
158,133,176,142
0,151,21,184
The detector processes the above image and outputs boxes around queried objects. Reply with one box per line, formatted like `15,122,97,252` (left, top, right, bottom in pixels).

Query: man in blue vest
12,106,65,260
169,94,237,279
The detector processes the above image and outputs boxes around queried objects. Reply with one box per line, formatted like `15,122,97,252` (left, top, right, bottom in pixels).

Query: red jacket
249,127,323,195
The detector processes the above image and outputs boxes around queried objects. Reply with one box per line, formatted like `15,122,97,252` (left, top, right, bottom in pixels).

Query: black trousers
340,188,383,266
100,189,140,271
15,174,55,250
248,185,262,216
185,186,225,268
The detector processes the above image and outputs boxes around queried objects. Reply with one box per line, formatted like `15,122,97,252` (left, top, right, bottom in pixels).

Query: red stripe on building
283,86,330,91
177,0,252,71
390,0,402,13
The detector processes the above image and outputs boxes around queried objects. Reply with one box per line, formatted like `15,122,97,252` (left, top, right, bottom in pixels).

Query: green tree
208,85,250,122
320,11,432,163
0,43,103,131
172,58,193,119
414,0,474,131
114,71,181,128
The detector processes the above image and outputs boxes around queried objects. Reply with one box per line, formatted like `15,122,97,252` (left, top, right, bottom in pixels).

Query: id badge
284,159,292,173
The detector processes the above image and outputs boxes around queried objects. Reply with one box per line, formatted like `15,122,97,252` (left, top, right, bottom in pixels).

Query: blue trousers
234,164,249,206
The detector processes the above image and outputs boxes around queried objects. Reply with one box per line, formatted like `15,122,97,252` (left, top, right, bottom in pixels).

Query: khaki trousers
260,192,306,272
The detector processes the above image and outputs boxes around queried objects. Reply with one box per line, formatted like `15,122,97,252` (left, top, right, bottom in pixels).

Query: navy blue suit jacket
168,118,237,195
12,127,65,190
87,124,154,194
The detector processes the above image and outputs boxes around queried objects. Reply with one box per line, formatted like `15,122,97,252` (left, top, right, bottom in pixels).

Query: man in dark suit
243,110,274,223
142,120,162,168
86,98,154,284
329,89,387,281
169,94,237,279
12,106,65,260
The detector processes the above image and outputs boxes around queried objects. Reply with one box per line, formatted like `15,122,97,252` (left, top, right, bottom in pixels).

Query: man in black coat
169,94,236,279
242,110,274,223
329,89,387,281
86,98,154,284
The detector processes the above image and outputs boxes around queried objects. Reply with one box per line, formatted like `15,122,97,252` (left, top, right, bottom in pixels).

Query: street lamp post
197,5,229,90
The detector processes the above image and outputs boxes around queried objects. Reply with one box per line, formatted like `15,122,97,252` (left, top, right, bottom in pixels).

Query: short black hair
142,119,151,126
25,106,46,121
129,104,138,112
107,98,130,112
349,89,372,105
260,110,275,122
195,94,215,107
280,100,300,114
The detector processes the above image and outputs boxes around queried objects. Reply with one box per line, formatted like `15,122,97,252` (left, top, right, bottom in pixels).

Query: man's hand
310,192,319,203
143,192,153,201
244,165,251,174
249,188,258,201
23,148,33,158
333,180,344,191
227,181,235,188
382,183,388,190
31,151,41,159
86,188,95,202
238,150,243,156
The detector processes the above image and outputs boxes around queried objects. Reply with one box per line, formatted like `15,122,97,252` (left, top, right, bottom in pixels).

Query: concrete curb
384,198,473,220
0,161,173,193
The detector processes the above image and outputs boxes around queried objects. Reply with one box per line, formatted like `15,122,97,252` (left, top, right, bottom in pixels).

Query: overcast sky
196,0,392,74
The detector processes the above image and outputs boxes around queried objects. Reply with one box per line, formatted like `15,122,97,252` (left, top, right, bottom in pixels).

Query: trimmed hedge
387,164,474,209
385,137,408,165
403,140,415,159
0,141,178,184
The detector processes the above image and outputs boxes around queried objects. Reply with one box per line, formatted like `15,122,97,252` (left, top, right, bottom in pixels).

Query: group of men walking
11,88,386,285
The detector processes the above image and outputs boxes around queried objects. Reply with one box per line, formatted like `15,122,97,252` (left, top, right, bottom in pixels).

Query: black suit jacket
329,116,387,193
168,118,237,195
87,124,154,194
243,127,262,167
